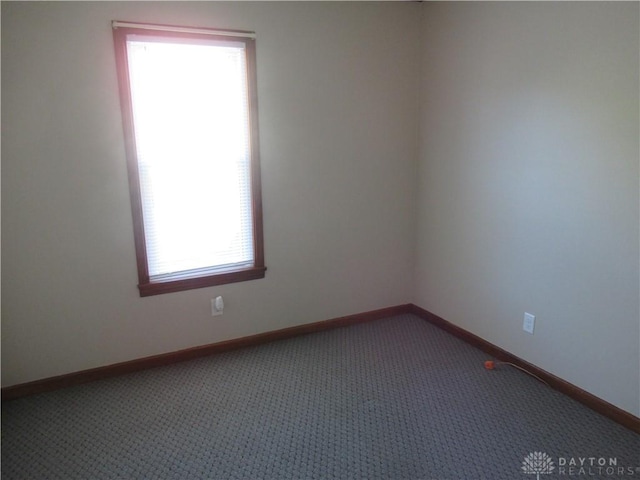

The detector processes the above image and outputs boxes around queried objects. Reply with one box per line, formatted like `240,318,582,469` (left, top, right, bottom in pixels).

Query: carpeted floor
2,314,639,479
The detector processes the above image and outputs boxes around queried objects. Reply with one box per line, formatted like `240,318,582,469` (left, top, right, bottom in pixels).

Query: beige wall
415,2,639,416
1,2,420,386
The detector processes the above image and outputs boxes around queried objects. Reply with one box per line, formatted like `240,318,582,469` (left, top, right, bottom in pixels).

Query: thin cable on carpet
484,360,550,387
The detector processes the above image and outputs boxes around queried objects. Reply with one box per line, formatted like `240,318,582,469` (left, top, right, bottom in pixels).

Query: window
113,21,265,296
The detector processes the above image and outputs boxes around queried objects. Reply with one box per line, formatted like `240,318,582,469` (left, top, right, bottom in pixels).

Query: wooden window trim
112,22,266,297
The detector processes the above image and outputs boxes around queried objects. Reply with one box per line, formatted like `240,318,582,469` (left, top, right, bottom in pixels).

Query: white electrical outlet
211,296,224,316
523,312,535,334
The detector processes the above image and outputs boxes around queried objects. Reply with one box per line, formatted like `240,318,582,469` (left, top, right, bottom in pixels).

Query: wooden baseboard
409,304,640,434
1,304,411,402
4,302,638,434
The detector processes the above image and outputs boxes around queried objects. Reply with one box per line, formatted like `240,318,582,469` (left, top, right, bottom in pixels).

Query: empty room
2,1,639,478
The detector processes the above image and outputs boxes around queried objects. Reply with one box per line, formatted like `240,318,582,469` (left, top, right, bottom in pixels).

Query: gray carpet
2,314,639,479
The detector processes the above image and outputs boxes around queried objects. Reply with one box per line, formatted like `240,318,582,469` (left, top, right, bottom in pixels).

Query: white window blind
125,35,254,280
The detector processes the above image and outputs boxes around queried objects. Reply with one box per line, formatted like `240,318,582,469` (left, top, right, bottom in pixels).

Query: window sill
138,266,266,297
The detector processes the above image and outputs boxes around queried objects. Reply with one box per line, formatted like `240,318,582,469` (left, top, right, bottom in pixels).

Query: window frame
112,21,266,297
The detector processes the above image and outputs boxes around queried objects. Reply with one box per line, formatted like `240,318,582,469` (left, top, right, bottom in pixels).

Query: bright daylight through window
113,22,265,296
